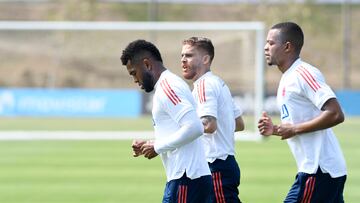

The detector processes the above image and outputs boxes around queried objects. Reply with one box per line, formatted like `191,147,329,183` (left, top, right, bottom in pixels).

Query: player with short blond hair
181,36,245,203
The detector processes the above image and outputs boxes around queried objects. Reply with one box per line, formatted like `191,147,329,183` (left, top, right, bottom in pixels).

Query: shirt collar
283,58,302,76
194,71,212,84
154,69,169,90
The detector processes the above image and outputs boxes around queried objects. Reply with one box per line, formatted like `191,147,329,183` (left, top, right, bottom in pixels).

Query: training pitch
0,116,358,203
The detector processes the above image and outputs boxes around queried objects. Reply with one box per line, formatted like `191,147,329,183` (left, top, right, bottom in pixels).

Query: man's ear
143,58,152,71
284,41,292,53
203,55,211,65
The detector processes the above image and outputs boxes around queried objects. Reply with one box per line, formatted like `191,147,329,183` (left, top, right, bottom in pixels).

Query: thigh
284,171,347,203
284,172,311,203
210,156,241,203
311,174,347,203
332,175,346,203
162,175,212,203
186,175,212,203
162,179,179,203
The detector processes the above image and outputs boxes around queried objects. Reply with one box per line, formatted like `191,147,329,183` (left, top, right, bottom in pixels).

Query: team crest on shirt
282,87,286,97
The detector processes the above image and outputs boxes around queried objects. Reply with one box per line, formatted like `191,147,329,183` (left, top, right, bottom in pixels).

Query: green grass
0,116,359,203
0,140,164,203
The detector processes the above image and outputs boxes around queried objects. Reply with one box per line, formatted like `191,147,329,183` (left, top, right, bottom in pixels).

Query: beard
182,71,196,80
142,70,155,93
265,56,273,66
182,64,198,81
266,57,277,67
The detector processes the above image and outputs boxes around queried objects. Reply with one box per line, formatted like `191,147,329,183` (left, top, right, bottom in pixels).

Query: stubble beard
142,70,155,93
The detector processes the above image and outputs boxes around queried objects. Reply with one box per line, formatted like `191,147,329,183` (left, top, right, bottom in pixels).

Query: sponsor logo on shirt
282,87,286,97
281,104,289,119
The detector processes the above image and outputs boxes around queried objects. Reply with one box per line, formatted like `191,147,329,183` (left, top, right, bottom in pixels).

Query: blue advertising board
336,90,360,116
0,88,141,117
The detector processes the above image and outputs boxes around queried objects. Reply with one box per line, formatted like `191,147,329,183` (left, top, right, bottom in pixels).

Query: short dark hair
120,39,163,65
271,22,304,55
183,37,215,62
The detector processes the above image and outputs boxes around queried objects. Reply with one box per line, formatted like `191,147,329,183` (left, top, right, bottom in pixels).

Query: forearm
292,98,344,135
154,111,204,154
293,110,344,135
235,116,245,132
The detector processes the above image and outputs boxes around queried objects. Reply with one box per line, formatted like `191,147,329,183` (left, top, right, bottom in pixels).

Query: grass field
0,116,359,203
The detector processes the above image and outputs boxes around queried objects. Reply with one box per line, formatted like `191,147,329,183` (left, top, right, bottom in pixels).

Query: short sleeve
196,79,218,119
159,78,195,123
296,66,336,110
233,99,243,118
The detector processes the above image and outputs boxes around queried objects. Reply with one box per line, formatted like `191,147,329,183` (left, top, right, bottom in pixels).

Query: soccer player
120,39,212,203
258,22,347,202
181,37,245,203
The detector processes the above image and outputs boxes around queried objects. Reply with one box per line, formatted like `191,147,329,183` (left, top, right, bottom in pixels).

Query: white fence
0,131,261,141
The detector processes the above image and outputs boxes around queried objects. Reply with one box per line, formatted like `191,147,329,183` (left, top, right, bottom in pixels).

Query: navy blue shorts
284,168,346,203
208,155,242,203
162,173,212,203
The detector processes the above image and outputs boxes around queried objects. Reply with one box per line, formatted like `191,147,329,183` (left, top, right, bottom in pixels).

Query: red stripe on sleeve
300,66,321,89
296,69,317,92
298,67,320,91
201,79,206,103
160,81,177,105
197,83,203,104
164,79,181,103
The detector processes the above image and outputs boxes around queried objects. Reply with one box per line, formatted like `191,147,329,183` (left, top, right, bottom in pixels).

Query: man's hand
141,140,158,160
132,139,146,157
278,123,297,140
258,112,297,139
258,111,275,136
201,115,217,134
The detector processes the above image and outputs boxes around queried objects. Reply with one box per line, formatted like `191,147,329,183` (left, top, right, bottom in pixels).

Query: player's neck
153,65,167,83
279,56,299,73
192,68,210,82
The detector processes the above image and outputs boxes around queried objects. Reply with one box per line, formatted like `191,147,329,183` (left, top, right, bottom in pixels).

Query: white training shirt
152,70,210,182
277,58,347,178
193,71,243,163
